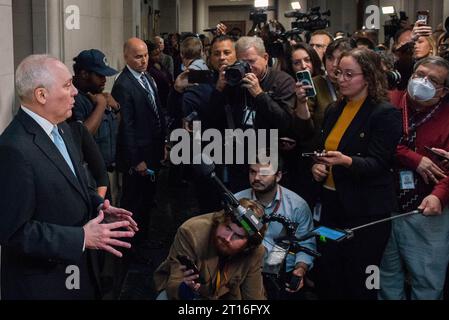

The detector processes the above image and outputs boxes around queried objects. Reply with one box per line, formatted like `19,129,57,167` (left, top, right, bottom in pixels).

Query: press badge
400,171,416,190
242,107,255,127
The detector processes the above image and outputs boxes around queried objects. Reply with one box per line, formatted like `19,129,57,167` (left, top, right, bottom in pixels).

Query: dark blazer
0,109,103,299
319,98,402,219
111,67,166,172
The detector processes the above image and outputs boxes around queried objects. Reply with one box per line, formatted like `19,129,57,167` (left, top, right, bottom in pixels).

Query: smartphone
301,151,327,157
424,146,449,161
287,274,302,291
188,70,214,84
312,226,351,242
176,255,200,274
416,10,430,26
296,70,317,97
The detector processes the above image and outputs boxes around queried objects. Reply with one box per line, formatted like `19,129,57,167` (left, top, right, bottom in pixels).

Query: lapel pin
360,133,365,138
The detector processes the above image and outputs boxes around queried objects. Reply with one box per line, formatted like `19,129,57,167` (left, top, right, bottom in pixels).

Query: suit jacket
112,67,166,172
319,98,402,219
153,212,266,300
0,109,103,300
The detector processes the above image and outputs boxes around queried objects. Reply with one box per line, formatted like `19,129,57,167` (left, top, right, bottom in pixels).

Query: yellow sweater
324,98,366,190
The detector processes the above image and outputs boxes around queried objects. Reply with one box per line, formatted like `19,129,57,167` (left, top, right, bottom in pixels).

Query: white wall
178,0,193,33
61,0,129,91
0,0,15,133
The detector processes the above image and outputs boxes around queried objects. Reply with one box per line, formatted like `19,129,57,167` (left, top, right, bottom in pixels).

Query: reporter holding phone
311,48,402,300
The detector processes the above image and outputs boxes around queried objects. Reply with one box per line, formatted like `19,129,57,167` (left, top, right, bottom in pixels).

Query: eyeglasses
334,69,364,81
310,43,328,50
411,72,445,88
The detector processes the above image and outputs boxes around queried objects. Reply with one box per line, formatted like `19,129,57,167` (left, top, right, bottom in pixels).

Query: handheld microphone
203,28,218,33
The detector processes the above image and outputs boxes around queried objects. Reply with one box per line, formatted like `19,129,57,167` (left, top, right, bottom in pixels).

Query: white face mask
407,77,436,102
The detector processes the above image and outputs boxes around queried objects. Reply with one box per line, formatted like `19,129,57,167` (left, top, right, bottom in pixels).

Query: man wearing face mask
379,56,449,300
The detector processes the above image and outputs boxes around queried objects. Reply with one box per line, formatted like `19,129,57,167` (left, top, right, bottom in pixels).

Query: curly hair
338,48,389,103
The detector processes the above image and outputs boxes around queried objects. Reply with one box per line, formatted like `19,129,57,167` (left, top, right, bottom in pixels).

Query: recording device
279,28,304,40
287,275,302,291
285,6,330,32
301,151,327,157
311,226,353,242
296,70,317,97
225,61,251,87
188,70,214,84
424,146,449,161
249,9,268,25
203,27,218,33
417,10,430,26
384,11,409,45
177,255,200,274
192,155,264,238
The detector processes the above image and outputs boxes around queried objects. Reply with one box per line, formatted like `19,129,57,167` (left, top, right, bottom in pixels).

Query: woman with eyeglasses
288,39,353,208
310,48,402,300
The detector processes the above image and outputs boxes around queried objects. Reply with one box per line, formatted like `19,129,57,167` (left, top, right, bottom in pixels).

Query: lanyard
214,265,228,297
401,93,442,143
252,186,283,216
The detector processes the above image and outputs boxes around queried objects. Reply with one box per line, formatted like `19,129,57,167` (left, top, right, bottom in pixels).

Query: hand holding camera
241,73,263,97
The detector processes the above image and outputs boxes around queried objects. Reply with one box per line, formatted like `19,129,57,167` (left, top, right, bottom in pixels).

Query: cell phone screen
313,226,348,241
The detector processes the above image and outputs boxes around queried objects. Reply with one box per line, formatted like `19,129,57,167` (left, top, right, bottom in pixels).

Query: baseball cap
73,49,118,77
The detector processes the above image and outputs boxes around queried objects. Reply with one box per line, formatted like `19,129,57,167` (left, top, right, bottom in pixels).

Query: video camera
384,11,408,45
250,9,268,25
284,6,330,32
225,61,251,87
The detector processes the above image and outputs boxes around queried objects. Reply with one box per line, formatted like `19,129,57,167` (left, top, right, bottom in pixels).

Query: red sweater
396,94,449,207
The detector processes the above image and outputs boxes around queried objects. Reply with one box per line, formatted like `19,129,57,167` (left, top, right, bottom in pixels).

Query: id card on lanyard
399,171,416,190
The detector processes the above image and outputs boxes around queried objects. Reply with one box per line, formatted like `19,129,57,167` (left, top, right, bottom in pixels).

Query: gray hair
414,56,449,87
235,36,266,57
15,54,59,102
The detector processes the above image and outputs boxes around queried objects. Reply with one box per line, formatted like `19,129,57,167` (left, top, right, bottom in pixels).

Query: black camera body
285,6,330,32
250,9,268,25
225,61,251,87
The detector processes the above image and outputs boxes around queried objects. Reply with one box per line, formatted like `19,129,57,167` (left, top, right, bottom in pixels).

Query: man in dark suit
0,55,138,300
112,38,166,245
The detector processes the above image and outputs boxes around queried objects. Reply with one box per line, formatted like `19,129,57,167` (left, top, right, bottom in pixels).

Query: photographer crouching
153,199,267,300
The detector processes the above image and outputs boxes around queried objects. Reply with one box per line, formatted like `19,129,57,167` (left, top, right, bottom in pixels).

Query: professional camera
384,11,408,45
225,61,251,87
284,6,330,32
250,9,268,25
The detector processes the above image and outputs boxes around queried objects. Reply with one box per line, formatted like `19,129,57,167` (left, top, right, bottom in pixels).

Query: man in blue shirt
235,156,316,299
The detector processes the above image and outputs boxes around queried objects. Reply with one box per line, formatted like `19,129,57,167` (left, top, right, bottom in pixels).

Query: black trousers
314,188,391,300
120,170,157,244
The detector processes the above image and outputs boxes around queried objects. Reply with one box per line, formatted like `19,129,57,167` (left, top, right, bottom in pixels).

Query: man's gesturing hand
83,211,135,257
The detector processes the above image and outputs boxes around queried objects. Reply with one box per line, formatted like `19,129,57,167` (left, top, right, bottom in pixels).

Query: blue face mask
407,77,436,102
